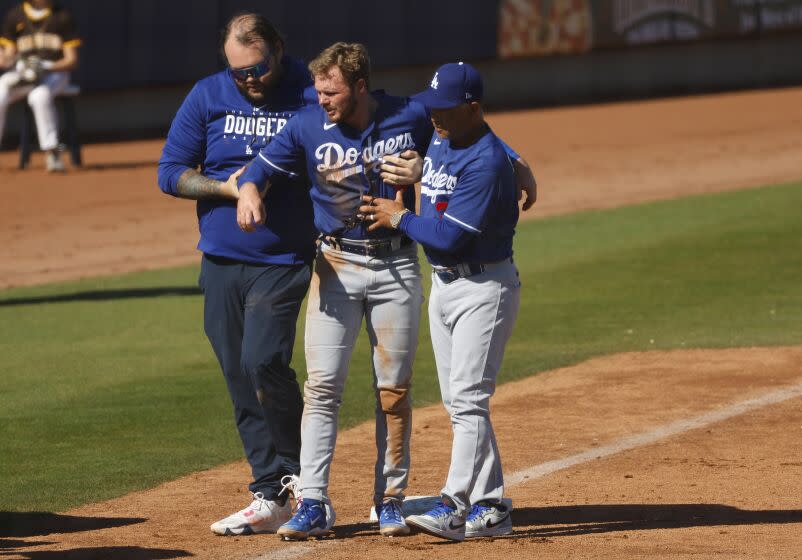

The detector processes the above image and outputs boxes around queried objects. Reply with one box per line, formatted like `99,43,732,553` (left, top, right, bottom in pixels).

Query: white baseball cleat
46,150,65,173
465,501,513,538
406,500,466,541
210,492,292,536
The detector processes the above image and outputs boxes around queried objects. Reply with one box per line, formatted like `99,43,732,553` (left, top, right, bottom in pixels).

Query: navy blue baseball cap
412,62,483,109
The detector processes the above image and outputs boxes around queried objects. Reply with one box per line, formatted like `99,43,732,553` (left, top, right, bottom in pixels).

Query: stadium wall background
0,0,801,143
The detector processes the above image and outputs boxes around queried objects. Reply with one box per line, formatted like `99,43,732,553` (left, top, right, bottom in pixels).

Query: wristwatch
390,208,410,229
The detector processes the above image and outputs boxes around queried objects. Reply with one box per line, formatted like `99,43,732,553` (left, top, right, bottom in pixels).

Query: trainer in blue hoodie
157,13,316,537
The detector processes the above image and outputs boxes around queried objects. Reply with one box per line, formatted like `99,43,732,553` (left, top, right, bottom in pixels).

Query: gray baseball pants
429,259,521,516
299,242,423,506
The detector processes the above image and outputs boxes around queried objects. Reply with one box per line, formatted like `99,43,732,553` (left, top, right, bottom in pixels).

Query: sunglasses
230,59,270,81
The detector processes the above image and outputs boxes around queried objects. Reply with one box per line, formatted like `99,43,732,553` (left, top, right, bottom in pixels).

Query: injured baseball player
237,42,428,540
360,62,535,541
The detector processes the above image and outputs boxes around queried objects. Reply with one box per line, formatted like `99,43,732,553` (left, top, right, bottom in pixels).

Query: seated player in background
0,0,80,171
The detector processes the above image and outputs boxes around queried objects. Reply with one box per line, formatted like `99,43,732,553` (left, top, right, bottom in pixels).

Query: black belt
321,235,413,258
433,263,486,284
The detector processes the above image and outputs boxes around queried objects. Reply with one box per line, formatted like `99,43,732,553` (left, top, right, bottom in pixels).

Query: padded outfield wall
0,0,801,141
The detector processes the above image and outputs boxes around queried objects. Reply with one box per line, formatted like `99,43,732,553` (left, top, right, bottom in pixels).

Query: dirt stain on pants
378,385,412,498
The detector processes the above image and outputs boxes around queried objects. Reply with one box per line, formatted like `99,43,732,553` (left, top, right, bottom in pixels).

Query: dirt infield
4,348,801,559
2,87,802,559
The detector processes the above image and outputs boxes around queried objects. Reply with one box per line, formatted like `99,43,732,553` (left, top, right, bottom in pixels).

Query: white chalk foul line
250,542,329,560
506,380,802,486
250,380,802,559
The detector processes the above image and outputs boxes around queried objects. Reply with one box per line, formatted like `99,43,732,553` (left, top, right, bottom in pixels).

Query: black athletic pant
200,254,310,501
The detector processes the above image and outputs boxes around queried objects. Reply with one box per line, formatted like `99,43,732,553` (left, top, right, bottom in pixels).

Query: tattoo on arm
175,169,226,200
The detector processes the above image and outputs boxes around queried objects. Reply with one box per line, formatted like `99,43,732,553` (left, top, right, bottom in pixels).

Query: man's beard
333,91,358,124
237,81,266,104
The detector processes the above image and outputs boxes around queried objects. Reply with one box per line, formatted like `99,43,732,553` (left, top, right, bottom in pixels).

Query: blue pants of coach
199,254,311,500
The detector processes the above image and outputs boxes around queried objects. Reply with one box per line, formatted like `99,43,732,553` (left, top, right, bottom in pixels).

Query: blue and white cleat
277,498,335,541
465,501,512,538
405,500,466,541
376,498,410,536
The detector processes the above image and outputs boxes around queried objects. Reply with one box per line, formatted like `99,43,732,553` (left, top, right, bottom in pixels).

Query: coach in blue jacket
157,13,317,536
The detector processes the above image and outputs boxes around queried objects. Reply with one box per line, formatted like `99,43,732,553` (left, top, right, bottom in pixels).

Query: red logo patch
436,201,449,213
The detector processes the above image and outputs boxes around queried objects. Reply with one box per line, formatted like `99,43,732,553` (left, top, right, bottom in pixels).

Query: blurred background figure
0,0,80,171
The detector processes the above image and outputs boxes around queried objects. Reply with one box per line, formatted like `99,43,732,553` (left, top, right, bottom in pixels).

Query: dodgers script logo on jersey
242,92,431,238
421,156,458,214
313,132,416,184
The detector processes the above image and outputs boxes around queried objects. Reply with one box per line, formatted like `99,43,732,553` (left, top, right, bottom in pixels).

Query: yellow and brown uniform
0,2,80,61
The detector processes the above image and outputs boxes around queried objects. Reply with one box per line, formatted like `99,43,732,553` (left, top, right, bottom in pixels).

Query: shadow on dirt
0,512,189,559
0,511,146,538
1,546,191,559
331,521,376,539
338,503,802,543
78,161,156,172
0,539,55,549
0,287,201,307
503,503,802,538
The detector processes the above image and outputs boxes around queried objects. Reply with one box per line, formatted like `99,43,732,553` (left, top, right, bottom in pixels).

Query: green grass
1,181,801,512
